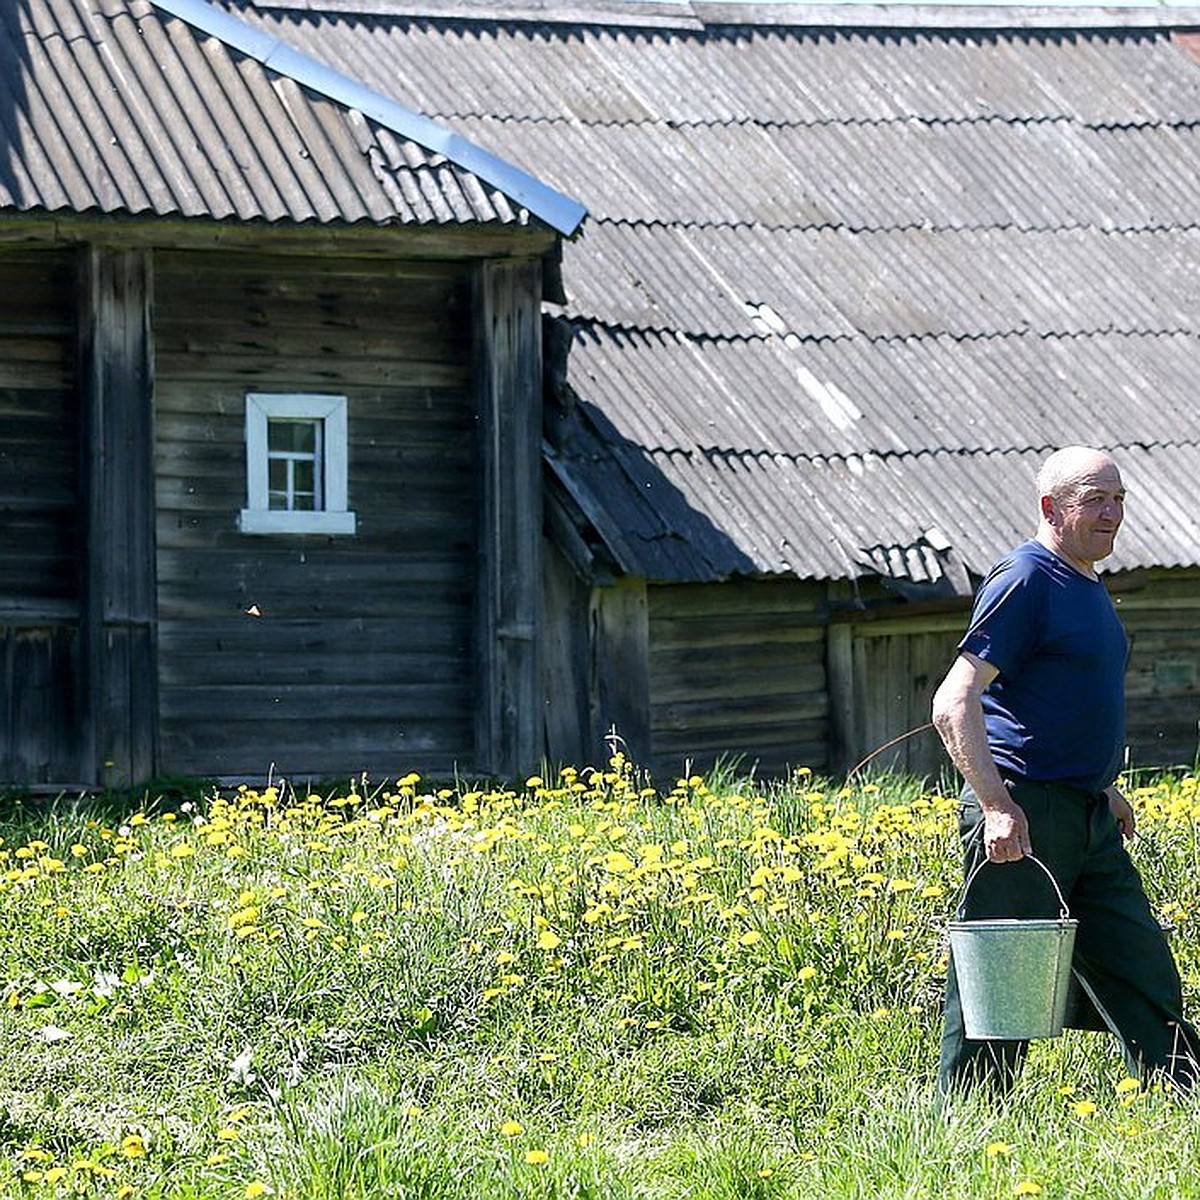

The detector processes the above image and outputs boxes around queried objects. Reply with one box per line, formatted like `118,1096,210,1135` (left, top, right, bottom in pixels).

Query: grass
1,758,1198,1198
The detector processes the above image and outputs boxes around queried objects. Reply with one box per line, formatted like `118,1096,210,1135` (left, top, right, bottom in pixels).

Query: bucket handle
956,852,1071,922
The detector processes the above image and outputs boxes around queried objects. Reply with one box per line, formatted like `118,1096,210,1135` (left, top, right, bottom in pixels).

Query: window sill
238,509,357,536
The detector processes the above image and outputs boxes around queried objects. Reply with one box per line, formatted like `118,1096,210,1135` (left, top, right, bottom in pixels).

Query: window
239,393,356,535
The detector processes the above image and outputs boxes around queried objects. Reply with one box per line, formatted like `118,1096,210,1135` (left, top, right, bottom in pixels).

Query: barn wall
647,577,829,781
829,608,962,784
153,250,477,781
830,565,1200,785
1115,567,1200,770
0,249,83,784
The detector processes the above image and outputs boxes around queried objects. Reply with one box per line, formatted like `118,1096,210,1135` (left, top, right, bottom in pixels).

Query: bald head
1035,446,1125,575
1037,446,1120,504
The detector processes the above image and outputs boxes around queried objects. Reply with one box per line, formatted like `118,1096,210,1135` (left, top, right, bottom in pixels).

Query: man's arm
931,651,1033,862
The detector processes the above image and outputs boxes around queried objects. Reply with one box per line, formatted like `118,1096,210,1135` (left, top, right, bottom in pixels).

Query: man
932,445,1199,1096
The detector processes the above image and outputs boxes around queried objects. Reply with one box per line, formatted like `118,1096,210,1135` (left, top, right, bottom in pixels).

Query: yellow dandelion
537,929,563,951
245,1183,271,1199
500,1120,524,1137
120,1134,147,1158
1071,1099,1098,1118
1115,1076,1141,1095
738,930,763,947
986,1141,1013,1158
1013,1182,1042,1196
524,1149,549,1166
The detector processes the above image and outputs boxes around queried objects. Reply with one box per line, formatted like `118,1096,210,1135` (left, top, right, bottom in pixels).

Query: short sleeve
958,563,1043,681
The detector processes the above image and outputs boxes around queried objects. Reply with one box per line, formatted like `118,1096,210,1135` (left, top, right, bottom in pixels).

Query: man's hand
1106,786,1136,840
982,801,1033,863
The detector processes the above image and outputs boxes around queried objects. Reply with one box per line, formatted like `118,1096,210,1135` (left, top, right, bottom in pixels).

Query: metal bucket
949,854,1077,1041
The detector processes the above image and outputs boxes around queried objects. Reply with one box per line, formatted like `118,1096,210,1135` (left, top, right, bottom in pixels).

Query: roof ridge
244,0,1200,35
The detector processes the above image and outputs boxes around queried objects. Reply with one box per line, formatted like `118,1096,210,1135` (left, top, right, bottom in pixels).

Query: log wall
153,250,477,781
647,577,829,781
0,249,82,784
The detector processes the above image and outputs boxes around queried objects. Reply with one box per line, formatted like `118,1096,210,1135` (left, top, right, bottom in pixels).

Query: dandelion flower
1013,1182,1042,1196
1071,1099,1097,1118
524,1149,549,1165
245,1183,271,1199
1115,1076,1141,1095
986,1142,1014,1158
537,929,562,951
500,1120,524,1137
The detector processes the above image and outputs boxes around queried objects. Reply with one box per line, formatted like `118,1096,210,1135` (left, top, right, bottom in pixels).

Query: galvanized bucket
949,854,1077,1041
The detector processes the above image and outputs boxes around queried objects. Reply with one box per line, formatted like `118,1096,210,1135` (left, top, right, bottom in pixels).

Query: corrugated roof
227,2,1200,584
0,0,583,232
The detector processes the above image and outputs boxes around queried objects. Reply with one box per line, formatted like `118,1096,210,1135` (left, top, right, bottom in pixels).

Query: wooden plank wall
153,250,477,781
836,612,962,784
833,567,1200,784
1115,567,1200,771
647,577,828,781
0,249,83,784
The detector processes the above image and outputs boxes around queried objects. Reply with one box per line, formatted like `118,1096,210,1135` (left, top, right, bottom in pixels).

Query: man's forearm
932,687,1010,813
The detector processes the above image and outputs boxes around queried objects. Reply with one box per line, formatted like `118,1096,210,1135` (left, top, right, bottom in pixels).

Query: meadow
1,756,1199,1199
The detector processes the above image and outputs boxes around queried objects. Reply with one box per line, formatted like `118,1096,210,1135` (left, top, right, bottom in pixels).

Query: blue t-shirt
959,539,1129,793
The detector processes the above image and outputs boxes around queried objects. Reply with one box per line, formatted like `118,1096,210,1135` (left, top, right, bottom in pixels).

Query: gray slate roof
232,0,1200,587
0,0,582,231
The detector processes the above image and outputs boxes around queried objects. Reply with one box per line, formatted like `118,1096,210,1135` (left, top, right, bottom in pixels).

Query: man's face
1046,459,1126,569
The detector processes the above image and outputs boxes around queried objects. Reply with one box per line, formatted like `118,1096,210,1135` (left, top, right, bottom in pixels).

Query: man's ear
1039,494,1056,523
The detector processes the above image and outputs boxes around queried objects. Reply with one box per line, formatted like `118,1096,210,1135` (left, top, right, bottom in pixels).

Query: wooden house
7,0,1200,792
0,0,583,788
254,0,1200,783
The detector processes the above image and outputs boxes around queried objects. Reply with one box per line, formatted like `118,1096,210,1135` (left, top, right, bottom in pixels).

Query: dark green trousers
938,777,1200,1096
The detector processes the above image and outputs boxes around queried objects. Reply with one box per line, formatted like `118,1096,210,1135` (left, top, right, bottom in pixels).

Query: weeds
0,760,1198,1197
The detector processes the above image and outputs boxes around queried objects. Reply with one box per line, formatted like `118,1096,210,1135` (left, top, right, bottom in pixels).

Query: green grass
1,760,1198,1198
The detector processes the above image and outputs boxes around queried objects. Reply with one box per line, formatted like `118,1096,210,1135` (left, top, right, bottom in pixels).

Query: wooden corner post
78,247,158,788
472,258,544,777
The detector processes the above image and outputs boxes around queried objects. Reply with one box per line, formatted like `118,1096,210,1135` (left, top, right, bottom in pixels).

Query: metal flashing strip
148,0,587,235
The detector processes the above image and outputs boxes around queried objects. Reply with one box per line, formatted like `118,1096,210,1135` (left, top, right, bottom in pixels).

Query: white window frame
238,393,357,535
